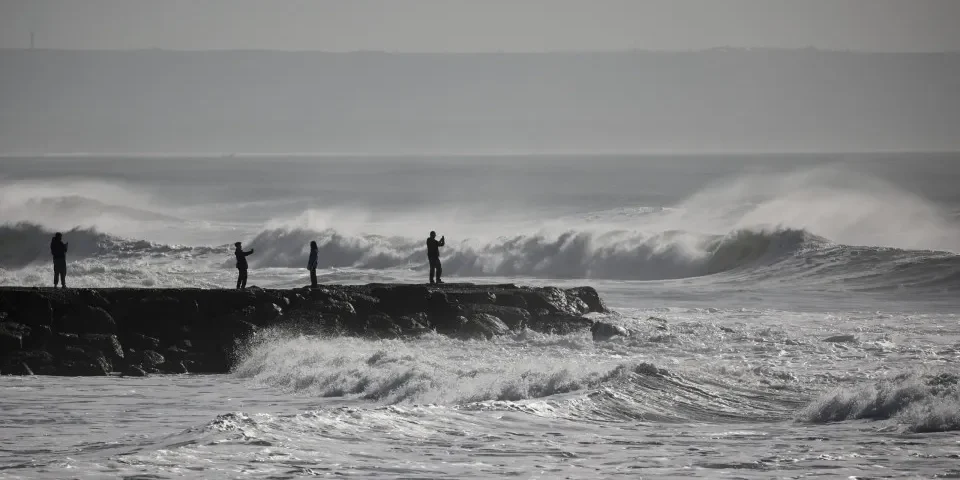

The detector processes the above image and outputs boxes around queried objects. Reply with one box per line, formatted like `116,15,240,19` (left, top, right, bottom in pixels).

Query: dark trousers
53,258,66,287
309,268,318,287
237,268,248,289
429,256,442,283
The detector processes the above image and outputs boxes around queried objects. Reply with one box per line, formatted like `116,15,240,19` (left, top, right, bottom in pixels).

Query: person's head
234,242,242,249
429,231,436,238
54,232,62,239
310,240,318,250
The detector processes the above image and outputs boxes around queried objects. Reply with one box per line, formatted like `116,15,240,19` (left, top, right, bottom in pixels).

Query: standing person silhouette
234,242,254,289
50,232,68,288
426,231,445,284
307,240,319,288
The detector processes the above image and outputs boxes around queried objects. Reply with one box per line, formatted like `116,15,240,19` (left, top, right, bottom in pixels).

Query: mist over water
2,153,960,478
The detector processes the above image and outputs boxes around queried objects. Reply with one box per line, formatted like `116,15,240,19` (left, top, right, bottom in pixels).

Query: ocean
1,152,959,478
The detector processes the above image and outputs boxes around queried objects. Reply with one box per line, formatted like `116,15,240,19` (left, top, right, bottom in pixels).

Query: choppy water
1,153,959,478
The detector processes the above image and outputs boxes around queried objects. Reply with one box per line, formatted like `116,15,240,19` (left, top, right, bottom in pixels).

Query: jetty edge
0,283,608,376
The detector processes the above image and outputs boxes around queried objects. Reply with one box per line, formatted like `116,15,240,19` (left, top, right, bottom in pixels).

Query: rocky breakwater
0,283,608,376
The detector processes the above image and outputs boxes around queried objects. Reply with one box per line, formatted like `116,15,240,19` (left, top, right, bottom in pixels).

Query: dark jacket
50,237,67,259
307,248,318,270
235,248,253,269
426,236,444,258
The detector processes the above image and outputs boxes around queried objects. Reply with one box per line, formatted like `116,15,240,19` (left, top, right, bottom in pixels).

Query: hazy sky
2,0,959,52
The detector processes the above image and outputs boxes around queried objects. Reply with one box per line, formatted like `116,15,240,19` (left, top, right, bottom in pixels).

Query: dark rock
254,302,283,324
22,324,51,349
521,287,589,316
532,315,594,335
460,304,531,331
2,350,55,375
4,362,34,375
75,306,117,333
162,359,190,374
76,289,110,310
122,333,161,351
425,291,459,318
494,292,528,309
6,292,53,327
360,313,401,339
183,351,228,373
46,332,80,354
221,319,258,341
396,313,430,330
164,345,188,362
369,285,430,315
136,350,166,369
79,334,124,362
120,296,198,338
567,287,608,313
122,364,148,377
127,350,167,371
60,358,111,376
318,299,356,318
458,313,510,340
346,293,381,316
592,321,629,341
0,321,29,351
0,283,613,376
448,291,496,305
289,293,306,308
59,346,111,375
365,313,397,330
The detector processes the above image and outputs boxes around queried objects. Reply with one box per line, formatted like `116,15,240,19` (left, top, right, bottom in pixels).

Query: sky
2,0,960,53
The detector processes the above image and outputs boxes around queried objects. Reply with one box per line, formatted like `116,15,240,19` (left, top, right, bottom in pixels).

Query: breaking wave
232,328,802,422
2,221,959,287
239,225,825,280
0,222,220,269
798,372,960,432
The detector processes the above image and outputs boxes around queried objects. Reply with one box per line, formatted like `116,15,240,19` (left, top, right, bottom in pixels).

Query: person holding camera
234,241,255,289
426,231,445,285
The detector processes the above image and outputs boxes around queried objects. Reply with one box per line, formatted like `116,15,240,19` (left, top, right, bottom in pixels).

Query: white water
1,153,959,478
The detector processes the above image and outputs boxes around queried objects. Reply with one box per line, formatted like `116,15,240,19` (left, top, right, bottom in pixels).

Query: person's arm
64,242,68,252
244,249,254,256
438,237,445,247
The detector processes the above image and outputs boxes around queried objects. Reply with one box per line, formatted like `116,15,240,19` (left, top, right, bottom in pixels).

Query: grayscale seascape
4,1,960,475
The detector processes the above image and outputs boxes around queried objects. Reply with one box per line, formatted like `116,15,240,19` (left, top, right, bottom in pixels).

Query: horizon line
2,149,957,159
3,46,960,55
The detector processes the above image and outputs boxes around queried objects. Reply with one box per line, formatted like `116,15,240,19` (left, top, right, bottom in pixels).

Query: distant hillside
1,49,958,154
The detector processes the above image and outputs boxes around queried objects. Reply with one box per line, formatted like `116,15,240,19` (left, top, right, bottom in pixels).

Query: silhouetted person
427,231,445,284
307,240,319,288
50,232,68,288
234,241,254,289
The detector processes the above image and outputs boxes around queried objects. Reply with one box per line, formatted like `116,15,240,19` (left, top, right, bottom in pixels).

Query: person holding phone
50,232,68,288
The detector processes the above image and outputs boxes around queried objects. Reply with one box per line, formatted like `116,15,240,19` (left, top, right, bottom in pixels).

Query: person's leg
310,268,318,287
236,269,242,289
55,261,67,288
436,261,443,284
428,258,436,284
240,269,247,289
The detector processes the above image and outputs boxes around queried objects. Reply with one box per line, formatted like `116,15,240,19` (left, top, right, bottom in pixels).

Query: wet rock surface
0,283,608,376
